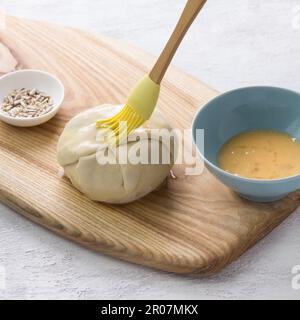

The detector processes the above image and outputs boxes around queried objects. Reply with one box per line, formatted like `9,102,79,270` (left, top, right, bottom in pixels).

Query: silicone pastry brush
96,0,207,142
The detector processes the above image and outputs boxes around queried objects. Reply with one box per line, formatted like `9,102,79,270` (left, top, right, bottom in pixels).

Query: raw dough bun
57,104,175,204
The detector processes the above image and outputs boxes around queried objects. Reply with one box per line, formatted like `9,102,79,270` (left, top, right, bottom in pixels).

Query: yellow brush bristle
96,104,145,144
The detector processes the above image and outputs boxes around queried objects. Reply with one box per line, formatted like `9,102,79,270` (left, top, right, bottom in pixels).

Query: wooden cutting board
0,16,299,275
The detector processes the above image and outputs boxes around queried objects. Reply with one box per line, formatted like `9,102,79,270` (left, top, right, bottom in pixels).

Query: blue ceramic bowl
192,86,300,202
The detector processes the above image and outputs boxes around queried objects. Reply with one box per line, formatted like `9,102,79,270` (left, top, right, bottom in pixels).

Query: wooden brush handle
149,0,207,84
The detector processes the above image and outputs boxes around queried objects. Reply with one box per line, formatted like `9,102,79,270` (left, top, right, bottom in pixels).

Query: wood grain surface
0,16,300,275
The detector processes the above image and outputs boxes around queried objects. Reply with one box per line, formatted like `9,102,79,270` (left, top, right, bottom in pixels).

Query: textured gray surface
0,0,300,300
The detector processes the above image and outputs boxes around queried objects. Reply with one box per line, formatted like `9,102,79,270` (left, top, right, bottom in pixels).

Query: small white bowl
0,69,64,127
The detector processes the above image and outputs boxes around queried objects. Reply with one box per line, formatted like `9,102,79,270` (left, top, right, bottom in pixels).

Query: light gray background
0,0,300,299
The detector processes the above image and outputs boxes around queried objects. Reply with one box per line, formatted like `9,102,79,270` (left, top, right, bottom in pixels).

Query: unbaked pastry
57,104,175,204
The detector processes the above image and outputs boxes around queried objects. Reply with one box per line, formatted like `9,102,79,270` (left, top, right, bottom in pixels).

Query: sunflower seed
1,88,54,118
